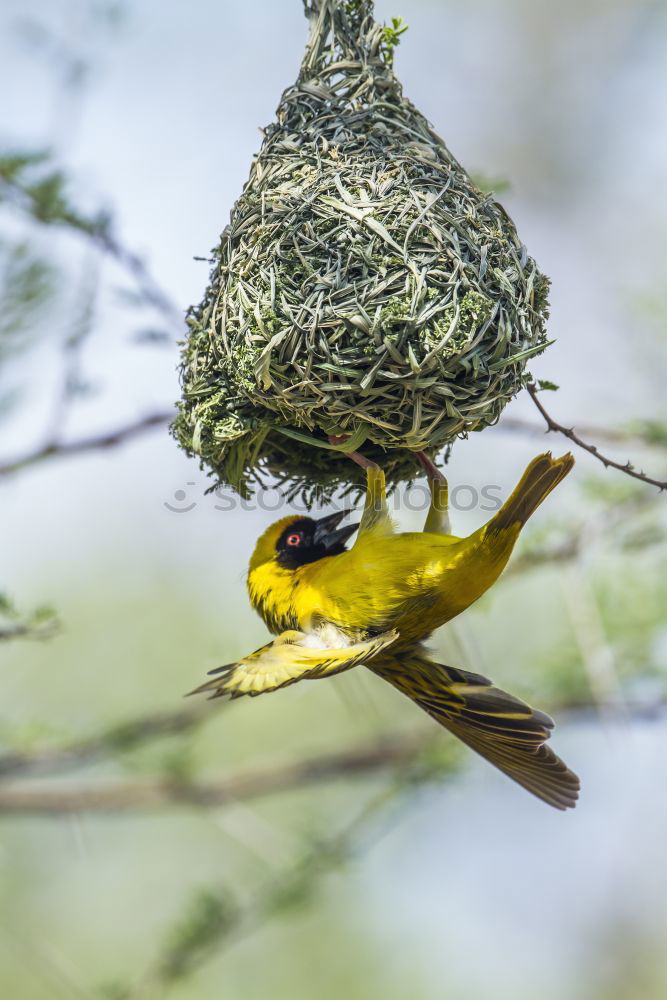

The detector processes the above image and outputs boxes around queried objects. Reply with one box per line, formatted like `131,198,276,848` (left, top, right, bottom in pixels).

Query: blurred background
1,1,666,997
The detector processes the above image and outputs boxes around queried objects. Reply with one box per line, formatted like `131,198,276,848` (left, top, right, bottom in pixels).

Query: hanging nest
173,0,551,502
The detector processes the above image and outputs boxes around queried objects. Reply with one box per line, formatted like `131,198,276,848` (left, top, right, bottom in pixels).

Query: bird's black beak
312,510,359,551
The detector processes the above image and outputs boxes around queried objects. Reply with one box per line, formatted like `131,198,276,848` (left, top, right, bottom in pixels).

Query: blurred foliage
380,15,408,66
0,238,55,359
0,149,110,236
0,592,58,641
155,888,239,985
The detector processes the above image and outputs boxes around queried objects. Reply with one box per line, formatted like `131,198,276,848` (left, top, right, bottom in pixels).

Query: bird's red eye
286,533,302,547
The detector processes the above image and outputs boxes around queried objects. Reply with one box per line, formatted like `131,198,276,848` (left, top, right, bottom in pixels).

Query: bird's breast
248,529,516,643
247,564,302,634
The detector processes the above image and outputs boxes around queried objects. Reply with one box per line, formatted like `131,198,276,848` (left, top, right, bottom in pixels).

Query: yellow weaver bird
192,451,580,810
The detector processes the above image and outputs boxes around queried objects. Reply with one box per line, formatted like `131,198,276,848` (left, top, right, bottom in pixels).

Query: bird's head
249,510,359,572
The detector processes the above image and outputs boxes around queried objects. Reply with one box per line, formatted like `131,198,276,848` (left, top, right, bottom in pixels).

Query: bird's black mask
275,511,359,569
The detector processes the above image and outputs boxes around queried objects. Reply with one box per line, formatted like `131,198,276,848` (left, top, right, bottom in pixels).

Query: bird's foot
328,435,379,471
415,450,446,482
416,451,450,533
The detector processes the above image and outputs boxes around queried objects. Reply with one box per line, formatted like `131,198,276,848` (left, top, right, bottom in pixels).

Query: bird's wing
190,628,399,700
370,651,579,810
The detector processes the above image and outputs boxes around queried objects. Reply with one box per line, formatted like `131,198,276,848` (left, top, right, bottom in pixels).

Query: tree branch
498,415,666,448
2,693,664,817
527,383,667,491
0,410,173,477
0,732,430,814
0,702,211,779
0,621,58,641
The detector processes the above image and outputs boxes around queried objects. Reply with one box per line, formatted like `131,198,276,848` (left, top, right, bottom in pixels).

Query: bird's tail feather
369,651,579,810
486,451,574,536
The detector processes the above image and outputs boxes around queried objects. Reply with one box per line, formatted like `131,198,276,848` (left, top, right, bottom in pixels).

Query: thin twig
0,702,211,779
97,231,184,330
0,169,183,332
0,733,430,814
506,535,583,575
1,694,664,817
498,415,665,448
527,383,667,491
0,622,57,642
0,410,173,477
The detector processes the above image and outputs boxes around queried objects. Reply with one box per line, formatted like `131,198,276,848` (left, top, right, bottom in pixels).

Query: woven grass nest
174,0,551,503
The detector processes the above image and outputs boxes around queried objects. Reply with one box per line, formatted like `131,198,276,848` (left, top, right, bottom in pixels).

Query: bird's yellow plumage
247,451,573,646
192,451,580,810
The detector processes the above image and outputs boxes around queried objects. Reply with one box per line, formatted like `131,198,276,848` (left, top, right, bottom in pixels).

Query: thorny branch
527,383,667,491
